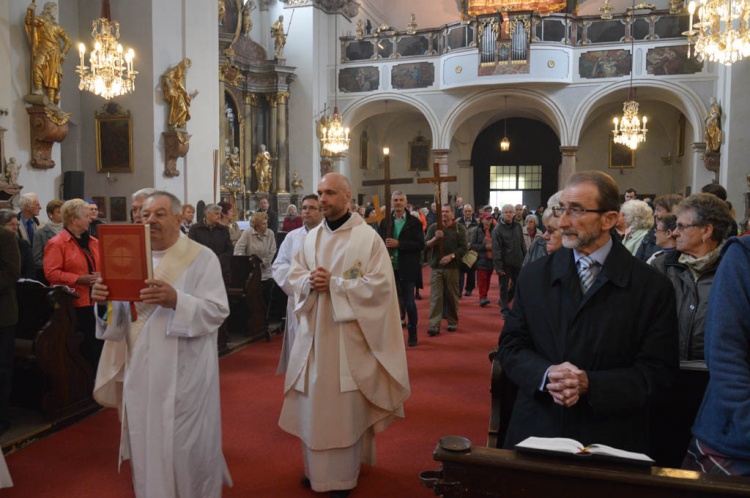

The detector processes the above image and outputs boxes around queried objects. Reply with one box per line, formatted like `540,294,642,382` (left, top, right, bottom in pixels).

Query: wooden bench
421,438,750,497
224,255,270,343
12,282,96,423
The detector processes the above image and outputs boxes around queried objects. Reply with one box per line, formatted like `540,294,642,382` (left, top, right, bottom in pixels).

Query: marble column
457,159,472,203
267,94,278,158
275,91,290,193
243,93,254,194
559,146,578,188
249,93,261,192
432,148,451,204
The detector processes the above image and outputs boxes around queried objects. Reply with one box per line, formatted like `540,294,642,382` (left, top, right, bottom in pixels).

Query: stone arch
439,88,569,150
340,93,441,144
569,79,707,146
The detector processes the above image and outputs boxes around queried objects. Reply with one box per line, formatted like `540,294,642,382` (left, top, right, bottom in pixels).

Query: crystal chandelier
613,93,648,149
321,14,350,155
612,8,647,150
685,0,750,65
77,0,137,100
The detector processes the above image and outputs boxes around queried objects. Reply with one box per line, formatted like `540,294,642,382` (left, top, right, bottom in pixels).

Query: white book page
587,444,655,463
516,437,584,454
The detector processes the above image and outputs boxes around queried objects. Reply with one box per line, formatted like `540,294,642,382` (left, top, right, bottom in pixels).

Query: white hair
621,199,655,230
132,188,157,201
18,192,39,210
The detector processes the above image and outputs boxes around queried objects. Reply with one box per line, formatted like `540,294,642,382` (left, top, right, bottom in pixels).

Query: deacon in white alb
92,191,232,498
271,193,324,375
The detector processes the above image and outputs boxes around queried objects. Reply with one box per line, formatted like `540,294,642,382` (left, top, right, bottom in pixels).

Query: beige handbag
461,250,478,269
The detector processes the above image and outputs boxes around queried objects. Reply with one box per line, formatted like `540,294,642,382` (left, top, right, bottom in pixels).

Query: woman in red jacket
44,199,101,370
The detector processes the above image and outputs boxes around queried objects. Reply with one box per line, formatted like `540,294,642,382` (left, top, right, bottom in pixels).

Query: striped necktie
577,255,596,294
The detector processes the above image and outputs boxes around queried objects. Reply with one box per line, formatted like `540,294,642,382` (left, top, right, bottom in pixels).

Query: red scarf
484,223,493,259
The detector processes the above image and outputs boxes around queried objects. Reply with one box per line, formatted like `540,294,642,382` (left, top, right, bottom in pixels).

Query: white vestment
278,213,410,491
0,450,12,488
94,237,232,498
271,224,310,375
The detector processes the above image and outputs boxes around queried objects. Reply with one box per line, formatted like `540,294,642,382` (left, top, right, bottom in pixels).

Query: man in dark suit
0,226,20,434
258,197,279,233
378,192,424,347
498,170,678,454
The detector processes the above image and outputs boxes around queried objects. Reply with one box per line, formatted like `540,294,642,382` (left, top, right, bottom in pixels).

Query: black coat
188,223,233,281
498,240,678,453
377,212,425,283
0,228,20,328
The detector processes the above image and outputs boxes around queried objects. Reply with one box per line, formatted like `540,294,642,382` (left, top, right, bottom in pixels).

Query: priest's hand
91,276,109,302
310,267,331,292
141,279,178,309
546,362,589,407
385,238,400,248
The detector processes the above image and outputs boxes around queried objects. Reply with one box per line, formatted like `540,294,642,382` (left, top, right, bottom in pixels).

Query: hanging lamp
321,14,350,155
612,6,647,151
77,0,137,100
500,96,510,151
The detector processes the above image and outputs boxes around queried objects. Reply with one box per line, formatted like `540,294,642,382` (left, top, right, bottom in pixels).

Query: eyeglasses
674,223,703,231
551,206,609,218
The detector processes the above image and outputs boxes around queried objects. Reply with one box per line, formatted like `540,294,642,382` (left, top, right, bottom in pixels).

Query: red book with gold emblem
98,223,153,301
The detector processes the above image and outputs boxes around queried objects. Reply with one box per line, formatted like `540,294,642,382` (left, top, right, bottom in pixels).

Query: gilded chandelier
321,14,350,155
613,95,648,150
77,0,136,100
685,0,750,65
322,107,350,155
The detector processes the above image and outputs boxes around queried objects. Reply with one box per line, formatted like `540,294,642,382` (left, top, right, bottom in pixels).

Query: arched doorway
471,118,561,210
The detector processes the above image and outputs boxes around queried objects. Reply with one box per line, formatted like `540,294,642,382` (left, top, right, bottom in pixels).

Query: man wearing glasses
498,170,678,455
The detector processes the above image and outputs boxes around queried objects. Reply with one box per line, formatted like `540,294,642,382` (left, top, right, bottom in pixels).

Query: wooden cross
364,195,385,225
418,162,457,258
361,151,413,240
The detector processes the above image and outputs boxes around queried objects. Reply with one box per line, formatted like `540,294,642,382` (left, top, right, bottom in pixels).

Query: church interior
1,0,750,495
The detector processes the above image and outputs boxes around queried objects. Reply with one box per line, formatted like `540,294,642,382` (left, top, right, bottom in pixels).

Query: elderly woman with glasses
651,193,734,361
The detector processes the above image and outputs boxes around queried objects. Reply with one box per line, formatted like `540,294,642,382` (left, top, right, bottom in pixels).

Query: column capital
559,146,578,156
266,94,279,107
276,91,290,105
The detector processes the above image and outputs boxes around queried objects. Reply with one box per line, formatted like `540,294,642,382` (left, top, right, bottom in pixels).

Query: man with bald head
279,173,410,497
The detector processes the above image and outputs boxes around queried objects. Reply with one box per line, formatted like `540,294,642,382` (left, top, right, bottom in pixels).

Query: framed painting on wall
96,103,133,173
110,196,128,222
408,134,431,171
608,134,635,170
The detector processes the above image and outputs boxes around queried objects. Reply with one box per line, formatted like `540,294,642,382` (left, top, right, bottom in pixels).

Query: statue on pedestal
271,15,286,59
25,1,71,105
704,98,722,153
162,58,194,132
254,144,273,193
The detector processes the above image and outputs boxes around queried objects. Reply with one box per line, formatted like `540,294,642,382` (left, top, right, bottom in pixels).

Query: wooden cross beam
364,195,385,226
418,162,457,258
362,151,413,240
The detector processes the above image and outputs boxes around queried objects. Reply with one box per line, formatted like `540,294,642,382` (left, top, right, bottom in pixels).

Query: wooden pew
224,255,270,343
12,282,96,423
421,438,750,497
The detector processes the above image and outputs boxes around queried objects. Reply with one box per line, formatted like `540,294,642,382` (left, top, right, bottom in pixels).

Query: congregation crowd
1,171,749,497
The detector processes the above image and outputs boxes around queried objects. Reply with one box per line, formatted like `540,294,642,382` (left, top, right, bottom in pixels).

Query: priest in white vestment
92,192,232,498
272,193,323,375
279,174,410,497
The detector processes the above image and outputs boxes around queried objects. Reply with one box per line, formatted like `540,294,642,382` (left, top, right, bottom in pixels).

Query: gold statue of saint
242,1,256,36
25,1,72,105
254,144,273,193
271,15,286,59
704,98,722,153
161,58,193,131
218,0,225,25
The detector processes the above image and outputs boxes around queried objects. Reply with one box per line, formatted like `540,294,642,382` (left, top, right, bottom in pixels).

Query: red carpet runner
4,268,504,497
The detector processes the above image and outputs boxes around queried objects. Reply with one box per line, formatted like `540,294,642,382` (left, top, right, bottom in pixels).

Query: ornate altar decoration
218,0,299,218
464,0,566,15
253,144,273,193
161,58,195,177
0,127,22,209
24,1,71,169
